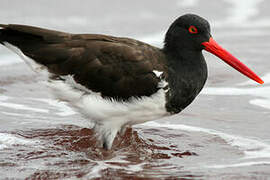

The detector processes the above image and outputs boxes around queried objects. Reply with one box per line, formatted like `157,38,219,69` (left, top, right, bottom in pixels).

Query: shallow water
0,0,270,179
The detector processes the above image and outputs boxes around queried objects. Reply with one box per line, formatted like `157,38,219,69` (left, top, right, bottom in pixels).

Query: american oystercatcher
0,14,263,149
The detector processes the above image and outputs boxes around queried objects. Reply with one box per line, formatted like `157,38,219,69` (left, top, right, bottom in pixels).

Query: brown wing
0,24,168,100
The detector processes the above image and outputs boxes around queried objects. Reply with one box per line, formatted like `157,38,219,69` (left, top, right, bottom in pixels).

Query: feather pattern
0,24,170,149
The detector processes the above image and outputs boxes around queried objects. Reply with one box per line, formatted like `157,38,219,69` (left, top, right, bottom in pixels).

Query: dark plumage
0,14,263,149
0,24,167,100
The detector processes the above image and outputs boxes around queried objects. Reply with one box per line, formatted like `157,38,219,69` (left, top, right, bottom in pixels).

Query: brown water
2,126,201,179
1,0,270,179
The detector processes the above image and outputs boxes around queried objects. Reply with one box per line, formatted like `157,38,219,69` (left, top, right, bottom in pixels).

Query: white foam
0,101,49,113
206,161,270,169
201,73,270,110
1,111,39,118
250,99,270,110
31,98,76,116
143,121,270,159
0,133,40,150
86,156,144,178
0,96,49,113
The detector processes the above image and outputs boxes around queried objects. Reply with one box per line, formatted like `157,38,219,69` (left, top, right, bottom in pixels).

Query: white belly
47,77,169,128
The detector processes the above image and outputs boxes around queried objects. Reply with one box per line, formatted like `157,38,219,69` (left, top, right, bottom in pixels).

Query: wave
0,132,40,150
202,73,270,110
144,121,270,160
0,96,49,113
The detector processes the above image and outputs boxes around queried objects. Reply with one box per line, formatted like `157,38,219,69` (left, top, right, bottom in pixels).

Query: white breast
47,76,169,127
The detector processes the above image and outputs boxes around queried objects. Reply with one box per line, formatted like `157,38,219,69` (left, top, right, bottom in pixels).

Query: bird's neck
163,48,208,114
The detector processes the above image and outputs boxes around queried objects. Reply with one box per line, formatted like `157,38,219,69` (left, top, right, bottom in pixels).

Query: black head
164,14,211,51
164,14,264,85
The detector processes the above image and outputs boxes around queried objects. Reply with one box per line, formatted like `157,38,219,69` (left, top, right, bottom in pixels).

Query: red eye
188,26,198,34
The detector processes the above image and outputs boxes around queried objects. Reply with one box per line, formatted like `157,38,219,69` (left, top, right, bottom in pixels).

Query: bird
0,14,264,149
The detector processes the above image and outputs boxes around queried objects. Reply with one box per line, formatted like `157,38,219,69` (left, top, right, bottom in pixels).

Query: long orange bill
201,37,264,84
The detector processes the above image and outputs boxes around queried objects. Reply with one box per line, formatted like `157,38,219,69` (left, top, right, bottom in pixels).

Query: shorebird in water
0,14,263,149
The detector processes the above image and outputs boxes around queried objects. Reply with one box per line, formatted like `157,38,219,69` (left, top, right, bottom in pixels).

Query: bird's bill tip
201,37,264,85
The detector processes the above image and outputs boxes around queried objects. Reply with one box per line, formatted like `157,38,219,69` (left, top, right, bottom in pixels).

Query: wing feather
0,24,168,100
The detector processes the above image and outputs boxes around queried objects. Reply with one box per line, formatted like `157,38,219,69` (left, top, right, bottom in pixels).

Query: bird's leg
93,122,120,150
101,129,115,149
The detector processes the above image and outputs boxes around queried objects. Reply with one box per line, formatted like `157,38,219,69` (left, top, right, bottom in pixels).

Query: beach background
0,0,270,179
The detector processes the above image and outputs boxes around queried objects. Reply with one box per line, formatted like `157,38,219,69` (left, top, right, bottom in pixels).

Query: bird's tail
0,24,67,45
0,24,72,73
0,24,46,49
0,24,46,72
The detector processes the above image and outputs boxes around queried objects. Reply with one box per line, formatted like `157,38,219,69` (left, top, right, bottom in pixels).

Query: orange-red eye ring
188,26,198,34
